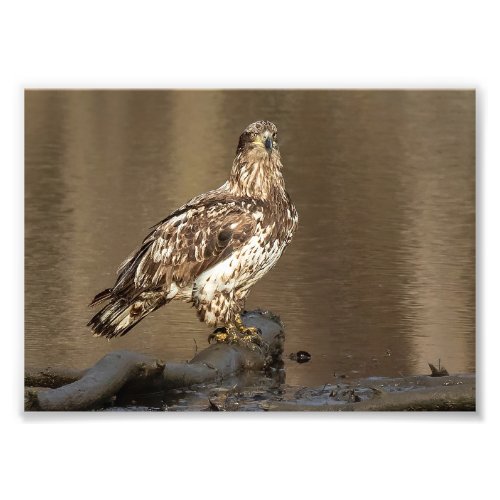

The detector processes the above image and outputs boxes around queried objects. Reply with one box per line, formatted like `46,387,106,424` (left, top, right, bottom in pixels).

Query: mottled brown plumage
88,120,298,339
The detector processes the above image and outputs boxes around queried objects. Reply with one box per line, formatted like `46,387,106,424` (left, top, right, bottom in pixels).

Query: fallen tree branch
25,310,284,411
26,351,163,411
24,309,475,412
260,375,476,412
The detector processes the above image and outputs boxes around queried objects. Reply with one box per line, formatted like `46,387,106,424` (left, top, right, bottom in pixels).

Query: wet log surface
258,374,475,412
24,309,475,412
25,310,284,411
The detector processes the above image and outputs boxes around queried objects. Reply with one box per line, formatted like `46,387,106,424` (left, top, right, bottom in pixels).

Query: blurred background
25,90,475,387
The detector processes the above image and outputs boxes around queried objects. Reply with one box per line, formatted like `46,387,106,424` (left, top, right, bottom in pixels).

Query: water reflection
25,90,475,387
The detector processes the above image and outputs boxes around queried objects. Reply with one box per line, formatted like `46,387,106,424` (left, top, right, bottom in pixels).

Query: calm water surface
25,90,475,388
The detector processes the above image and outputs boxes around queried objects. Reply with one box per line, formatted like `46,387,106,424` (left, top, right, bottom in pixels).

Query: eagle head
230,121,284,199
236,120,279,156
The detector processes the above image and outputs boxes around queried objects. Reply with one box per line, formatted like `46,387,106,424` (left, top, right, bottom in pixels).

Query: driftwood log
25,309,476,412
25,310,284,411
259,374,476,412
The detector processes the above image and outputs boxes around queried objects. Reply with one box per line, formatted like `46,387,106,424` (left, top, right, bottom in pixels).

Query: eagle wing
112,200,258,299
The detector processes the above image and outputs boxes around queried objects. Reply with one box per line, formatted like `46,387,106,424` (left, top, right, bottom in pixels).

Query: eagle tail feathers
89,288,113,307
87,292,168,339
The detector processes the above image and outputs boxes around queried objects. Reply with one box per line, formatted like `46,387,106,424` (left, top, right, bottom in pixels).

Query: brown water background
25,90,475,388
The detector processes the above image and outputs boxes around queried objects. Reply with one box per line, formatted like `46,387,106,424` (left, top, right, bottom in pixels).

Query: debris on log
428,360,449,377
25,310,284,411
259,374,475,411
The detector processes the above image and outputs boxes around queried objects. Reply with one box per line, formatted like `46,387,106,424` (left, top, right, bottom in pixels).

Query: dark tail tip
89,288,113,307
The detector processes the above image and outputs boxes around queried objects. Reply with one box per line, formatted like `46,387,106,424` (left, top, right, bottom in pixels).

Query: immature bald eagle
88,120,298,346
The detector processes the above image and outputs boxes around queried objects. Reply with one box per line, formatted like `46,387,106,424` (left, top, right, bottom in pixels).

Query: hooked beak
264,136,273,152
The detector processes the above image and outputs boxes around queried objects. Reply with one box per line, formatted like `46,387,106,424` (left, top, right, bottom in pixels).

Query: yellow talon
208,317,264,351
241,327,263,347
208,326,239,344
235,315,263,344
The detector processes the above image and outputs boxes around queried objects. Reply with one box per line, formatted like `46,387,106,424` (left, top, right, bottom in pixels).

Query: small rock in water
289,351,312,363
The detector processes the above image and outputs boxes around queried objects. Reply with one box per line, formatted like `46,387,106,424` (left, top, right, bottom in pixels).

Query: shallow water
25,90,475,389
